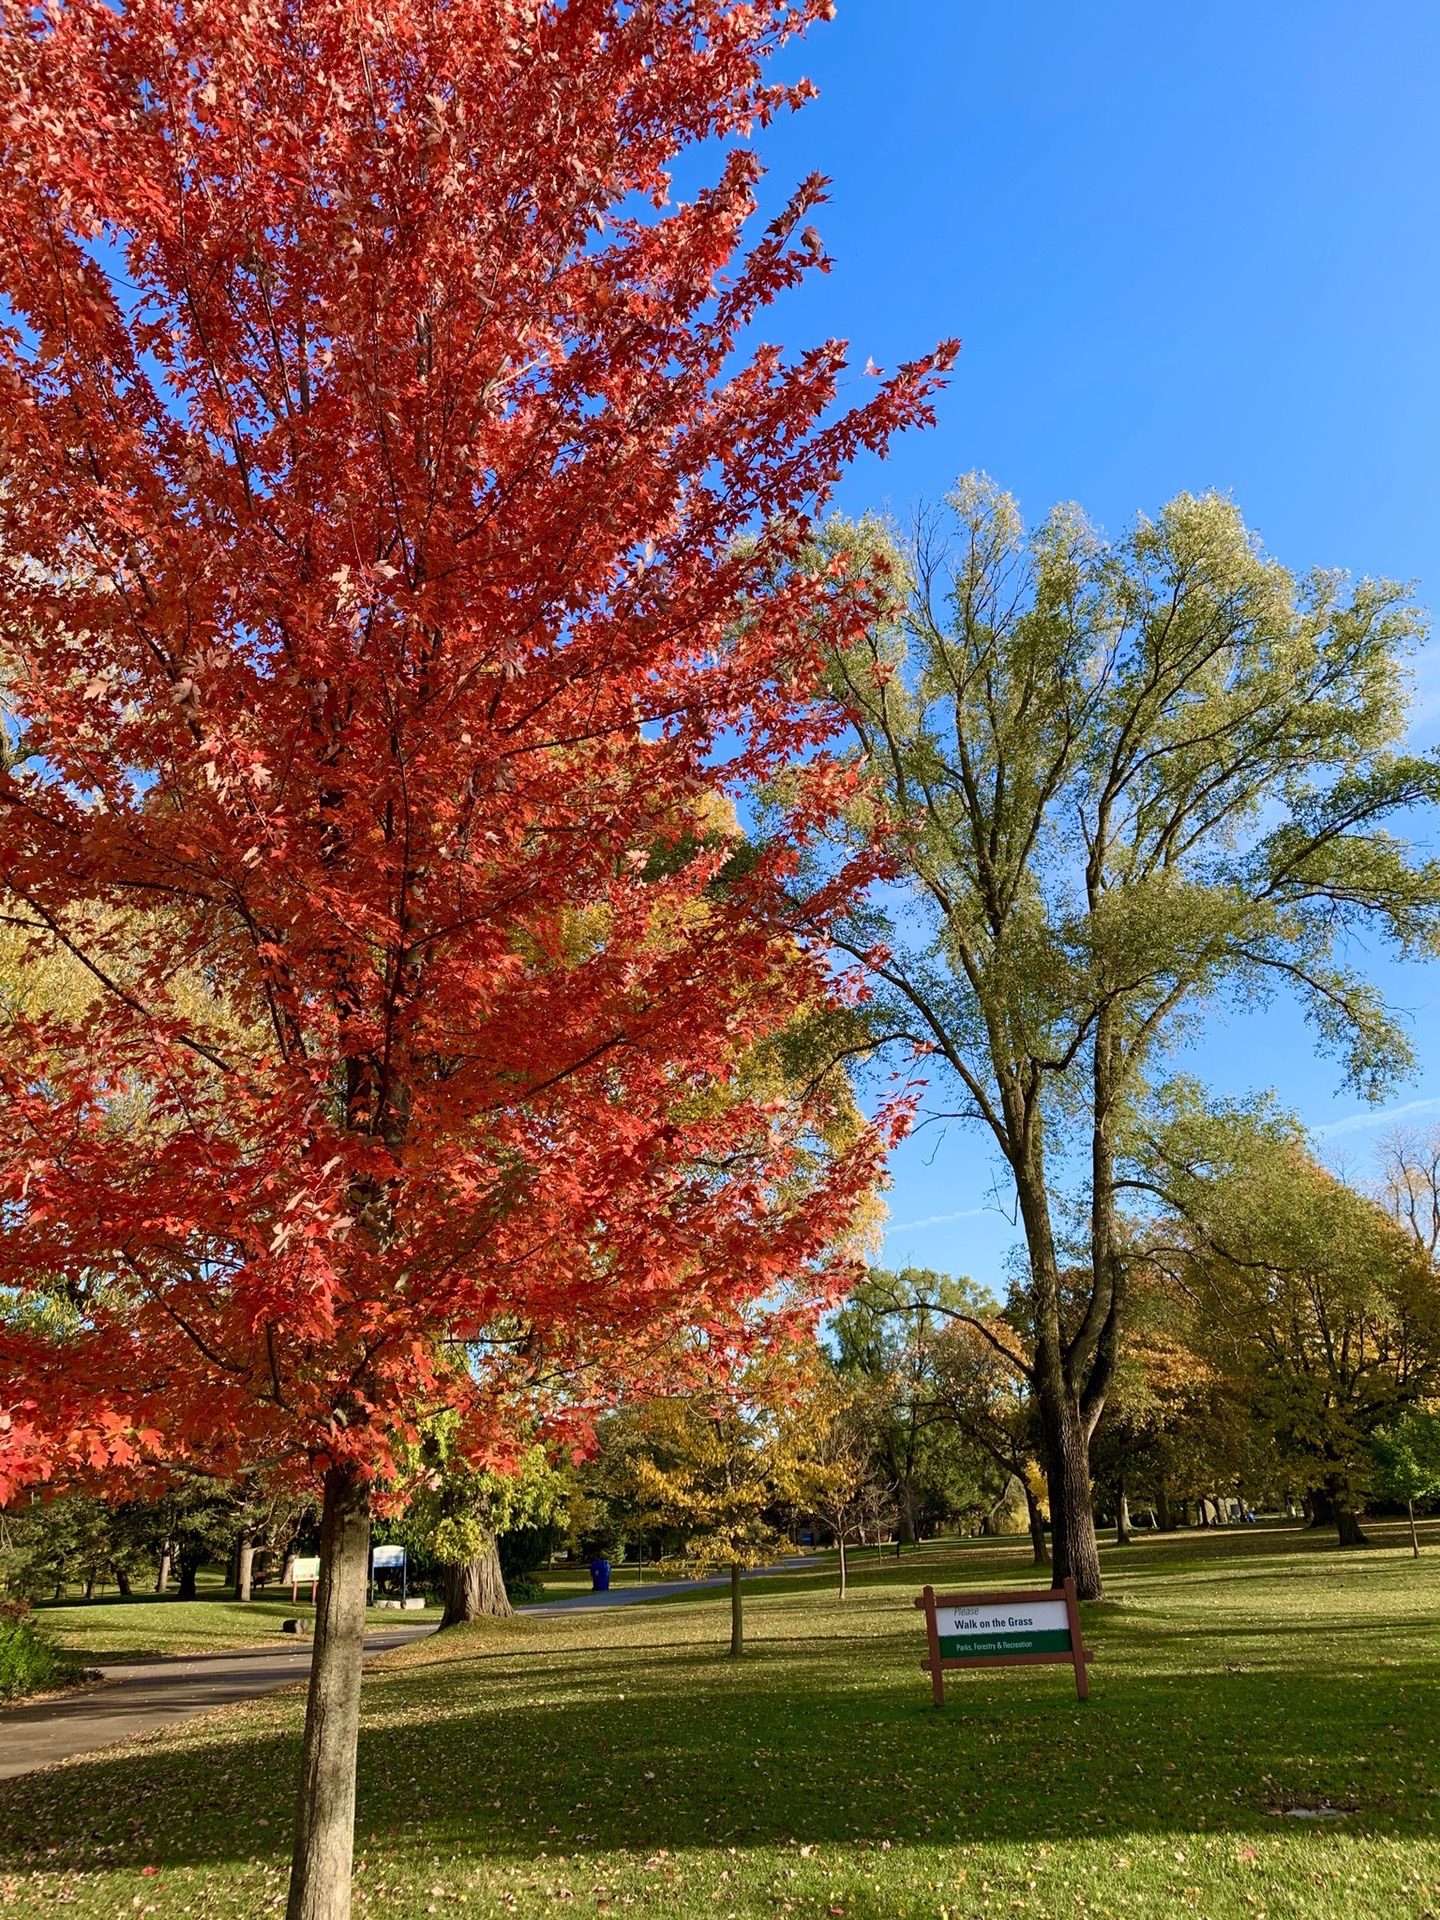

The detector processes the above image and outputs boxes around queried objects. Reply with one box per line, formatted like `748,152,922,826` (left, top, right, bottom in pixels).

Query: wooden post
921,1584,945,1706
1062,1576,1088,1701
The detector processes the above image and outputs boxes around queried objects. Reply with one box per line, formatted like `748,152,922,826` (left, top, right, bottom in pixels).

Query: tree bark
1408,1500,1420,1558
729,1563,743,1657
237,1531,258,1603
1014,1146,1105,1600
114,1565,132,1597
837,1538,847,1600
285,1463,371,1920
1335,1507,1370,1549
439,1536,511,1626
1038,1377,1103,1598
1115,1479,1132,1547
1024,1483,1050,1566
177,1551,202,1601
1155,1481,1172,1533
155,1546,171,1594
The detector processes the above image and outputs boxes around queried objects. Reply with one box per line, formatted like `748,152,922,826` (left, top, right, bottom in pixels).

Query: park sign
915,1579,1094,1704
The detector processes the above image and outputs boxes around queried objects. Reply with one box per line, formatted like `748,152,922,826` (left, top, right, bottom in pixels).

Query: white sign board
935,1598,1072,1660
371,1544,406,1569
292,1556,321,1583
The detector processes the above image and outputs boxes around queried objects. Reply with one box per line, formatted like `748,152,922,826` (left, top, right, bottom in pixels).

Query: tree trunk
837,1538,847,1600
1115,1480,1132,1547
729,1563,743,1658
439,1536,511,1626
1335,1507,1370,1549
1307,1487,1334,1529
1408,1500,1420,1558
1156,1481,1172,1533
285,1463,371,1920
114,1565,132,1597
1015,1146,1105,1601
237,1531,257,1603
1039,1380,1104,1598
84,1575,95,1600
1024,1483,1050,1566
156,1545,171,1594
177,1551,202,1601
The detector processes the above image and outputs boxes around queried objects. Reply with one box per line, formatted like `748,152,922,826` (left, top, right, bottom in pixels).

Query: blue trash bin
589,1558,611,1592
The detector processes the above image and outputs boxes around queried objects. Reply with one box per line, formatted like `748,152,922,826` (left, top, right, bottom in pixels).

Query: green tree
1371,1409,1440,1556
831,1268,996,1544
814,480,1440,1595
406,1443,570,1626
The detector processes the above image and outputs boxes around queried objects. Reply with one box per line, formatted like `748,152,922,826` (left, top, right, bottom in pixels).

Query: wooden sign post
915,1579,1093,1704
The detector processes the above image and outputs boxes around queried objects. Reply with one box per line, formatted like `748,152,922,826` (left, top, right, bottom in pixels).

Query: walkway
0,1557,821,1782
0,1626,431,1782
519,1556,820,1613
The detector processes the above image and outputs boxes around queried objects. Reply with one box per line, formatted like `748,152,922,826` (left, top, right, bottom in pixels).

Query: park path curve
0,1557,821,1781
0,1627,430,1782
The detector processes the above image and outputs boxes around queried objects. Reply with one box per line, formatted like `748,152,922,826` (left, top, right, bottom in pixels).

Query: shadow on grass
2,1627,1435,1878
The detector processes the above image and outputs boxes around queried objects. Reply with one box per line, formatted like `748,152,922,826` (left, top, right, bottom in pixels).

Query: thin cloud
1312,1097,1440,1140
884,1207,989,1232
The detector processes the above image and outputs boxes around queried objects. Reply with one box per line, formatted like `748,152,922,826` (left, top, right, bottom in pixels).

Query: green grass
32,1583,443,1662
3,1522,1439,1918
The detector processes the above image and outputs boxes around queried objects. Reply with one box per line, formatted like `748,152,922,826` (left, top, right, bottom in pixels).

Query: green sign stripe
938,1628,1073,1659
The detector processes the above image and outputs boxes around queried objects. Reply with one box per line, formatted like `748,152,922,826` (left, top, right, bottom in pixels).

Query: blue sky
748,3,1440,1292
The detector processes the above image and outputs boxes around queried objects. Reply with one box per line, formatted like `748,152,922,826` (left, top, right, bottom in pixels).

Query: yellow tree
615,1353,839,1654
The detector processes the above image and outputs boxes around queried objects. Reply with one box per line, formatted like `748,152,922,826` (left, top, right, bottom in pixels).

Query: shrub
504,1575,544,1607
0,1606,78,1699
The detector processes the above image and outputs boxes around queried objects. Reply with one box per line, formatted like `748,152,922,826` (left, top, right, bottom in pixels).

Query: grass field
3,1522,1439,1919
32,1586,444,1662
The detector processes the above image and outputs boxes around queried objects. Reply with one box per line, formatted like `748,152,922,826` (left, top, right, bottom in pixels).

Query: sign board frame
914,1578,1093,1704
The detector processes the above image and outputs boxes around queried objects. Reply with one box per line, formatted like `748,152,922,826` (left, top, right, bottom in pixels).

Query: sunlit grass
33,1580,442,1662
3,1522,1439,1917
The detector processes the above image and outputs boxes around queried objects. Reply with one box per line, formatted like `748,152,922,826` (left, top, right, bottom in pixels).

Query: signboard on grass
915,1580,1094,1703
371,1544,405,1570
292,1555,321,1584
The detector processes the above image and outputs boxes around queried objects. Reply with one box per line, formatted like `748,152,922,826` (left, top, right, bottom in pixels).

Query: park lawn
2,1523,1439,1920
32,1588,444,1662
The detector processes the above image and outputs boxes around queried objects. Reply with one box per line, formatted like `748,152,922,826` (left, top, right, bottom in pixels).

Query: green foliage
1371,1408,1440,1504
404,1436,571,1570
832,1268,1011,1536
0,1607,76,1698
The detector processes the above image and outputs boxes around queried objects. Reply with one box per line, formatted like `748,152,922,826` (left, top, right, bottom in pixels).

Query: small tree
774,1369,874,1597
615,1362,818,1656
1372,1411,1440,1557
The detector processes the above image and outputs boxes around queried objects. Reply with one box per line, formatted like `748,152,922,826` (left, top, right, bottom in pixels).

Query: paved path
0,1557,822,1782
0,1627,432,1782
519,1556,821,1613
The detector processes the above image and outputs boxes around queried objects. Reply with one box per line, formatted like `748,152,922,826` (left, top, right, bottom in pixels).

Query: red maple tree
0,1,950,1911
